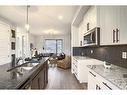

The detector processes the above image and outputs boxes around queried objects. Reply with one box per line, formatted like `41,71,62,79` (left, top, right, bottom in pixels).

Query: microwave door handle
116,28,119,43
113,29,115,43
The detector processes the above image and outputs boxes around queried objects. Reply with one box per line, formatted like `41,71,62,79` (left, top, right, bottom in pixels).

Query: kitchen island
0,57,48,89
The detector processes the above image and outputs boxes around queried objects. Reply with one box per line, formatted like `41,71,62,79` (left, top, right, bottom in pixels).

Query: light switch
125,52,127,59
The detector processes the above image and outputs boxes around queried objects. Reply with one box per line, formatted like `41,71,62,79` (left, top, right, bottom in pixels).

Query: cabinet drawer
73,62,77,68
73,58,78,63
74,72,78,78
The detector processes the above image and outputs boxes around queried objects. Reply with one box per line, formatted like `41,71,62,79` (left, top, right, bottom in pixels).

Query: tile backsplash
73,45,127,68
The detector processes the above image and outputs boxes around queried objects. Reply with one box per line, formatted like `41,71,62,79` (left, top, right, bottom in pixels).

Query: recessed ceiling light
44,29,60,35
58,15,63,20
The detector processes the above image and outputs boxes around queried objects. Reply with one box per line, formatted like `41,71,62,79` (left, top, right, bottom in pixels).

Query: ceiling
0,6,79,35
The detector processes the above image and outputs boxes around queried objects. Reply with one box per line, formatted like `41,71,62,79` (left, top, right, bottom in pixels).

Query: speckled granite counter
87,64,127,89
73,56,103,65
73,56,92,60
0,57,48,89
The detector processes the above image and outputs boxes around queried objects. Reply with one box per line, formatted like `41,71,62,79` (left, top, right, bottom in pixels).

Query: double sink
17,62,39,75
7,61,39,76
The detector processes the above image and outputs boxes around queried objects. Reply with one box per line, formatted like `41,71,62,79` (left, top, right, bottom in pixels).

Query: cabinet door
39,69,45,89
83,14,87,34
100,82,113,90
71,26,79,47
119,6,127,44
99,6,114,45
45,62,48,84
31,74,40,89
88,71,96,89
99,78,119,90
84,10,90,31
78,22,84,46
89,6,97,30
78,61,88,83
99,6,121,45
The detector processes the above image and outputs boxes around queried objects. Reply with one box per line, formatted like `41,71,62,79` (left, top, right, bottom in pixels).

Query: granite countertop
87,64,127,89
73,56,92,60
0,57,48,89
73,56,103,65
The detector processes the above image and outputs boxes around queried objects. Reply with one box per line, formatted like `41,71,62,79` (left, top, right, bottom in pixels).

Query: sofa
57,55,71,69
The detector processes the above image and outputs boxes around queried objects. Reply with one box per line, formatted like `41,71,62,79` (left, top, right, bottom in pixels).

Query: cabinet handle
74,58,77,62
102,82,112,90
113,30,116,43
75,64,77,68
116,28,119,43
96,84,101,90
89,71,96,77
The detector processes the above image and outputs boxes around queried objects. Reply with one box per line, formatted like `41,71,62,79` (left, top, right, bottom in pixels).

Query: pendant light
25,5,30,32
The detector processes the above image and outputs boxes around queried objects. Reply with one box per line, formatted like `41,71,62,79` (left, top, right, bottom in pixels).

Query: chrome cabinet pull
89,71,96,77
102,82,112,90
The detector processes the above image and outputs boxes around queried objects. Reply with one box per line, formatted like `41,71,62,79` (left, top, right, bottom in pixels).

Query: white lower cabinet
72,57,88,83
88,70,97,89
88,69,119,90
72,56,103,83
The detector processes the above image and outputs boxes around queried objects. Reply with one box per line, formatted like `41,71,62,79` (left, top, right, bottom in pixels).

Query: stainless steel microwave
83,27,100,46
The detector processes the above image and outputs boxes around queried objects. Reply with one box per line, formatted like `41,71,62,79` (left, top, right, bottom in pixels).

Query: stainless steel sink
21,67,33,70
21,63,39,71
7,61,39,73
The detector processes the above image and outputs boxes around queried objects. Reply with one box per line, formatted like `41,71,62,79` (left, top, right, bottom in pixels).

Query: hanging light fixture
25,5,30,32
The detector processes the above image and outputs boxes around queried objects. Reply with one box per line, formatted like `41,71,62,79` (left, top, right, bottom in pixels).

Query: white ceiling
0,6,79,35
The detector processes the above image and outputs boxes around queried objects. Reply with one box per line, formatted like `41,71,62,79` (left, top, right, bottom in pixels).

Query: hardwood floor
46,67,87,89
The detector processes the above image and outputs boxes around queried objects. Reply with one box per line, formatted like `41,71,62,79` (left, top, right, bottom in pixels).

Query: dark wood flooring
46,67,87,89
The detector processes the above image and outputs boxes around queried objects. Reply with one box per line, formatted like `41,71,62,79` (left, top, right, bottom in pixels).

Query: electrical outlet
91,50,93,54
122,52,127,59
81,52,84,56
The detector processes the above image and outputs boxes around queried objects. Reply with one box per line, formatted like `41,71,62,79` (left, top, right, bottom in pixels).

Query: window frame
44,39,63,54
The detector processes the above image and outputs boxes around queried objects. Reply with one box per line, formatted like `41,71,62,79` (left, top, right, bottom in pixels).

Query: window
44,39,63,54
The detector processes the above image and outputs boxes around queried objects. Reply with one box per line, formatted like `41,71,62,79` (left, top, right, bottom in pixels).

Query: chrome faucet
15,57,24,66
